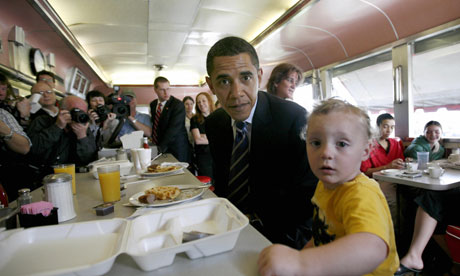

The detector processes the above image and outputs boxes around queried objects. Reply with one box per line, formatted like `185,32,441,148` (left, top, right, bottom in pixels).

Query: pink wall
117,85,212,105
0,1,107,92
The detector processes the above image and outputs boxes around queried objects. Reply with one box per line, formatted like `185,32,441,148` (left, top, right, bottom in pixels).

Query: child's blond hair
307,98,373,141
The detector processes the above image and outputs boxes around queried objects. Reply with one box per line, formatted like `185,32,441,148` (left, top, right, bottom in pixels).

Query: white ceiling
44,0,460,96
47,0,298,85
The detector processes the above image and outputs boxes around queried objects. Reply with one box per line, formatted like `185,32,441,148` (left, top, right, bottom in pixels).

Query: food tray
0,198,248,275
90,160,133,179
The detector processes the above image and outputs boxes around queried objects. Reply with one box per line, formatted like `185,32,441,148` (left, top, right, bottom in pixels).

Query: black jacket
150,96,190,162
206,91,317,247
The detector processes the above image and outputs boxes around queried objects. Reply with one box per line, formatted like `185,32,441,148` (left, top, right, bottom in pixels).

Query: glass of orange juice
97,164,121,203
53,164,76,194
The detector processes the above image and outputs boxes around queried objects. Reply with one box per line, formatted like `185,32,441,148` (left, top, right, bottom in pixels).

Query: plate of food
381,169,400,175
129,185,206,207
140,162,188,177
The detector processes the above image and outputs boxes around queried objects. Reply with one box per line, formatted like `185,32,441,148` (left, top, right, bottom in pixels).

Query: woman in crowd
266,63,303,100
86,90,118,148
190,92,214,179
182,96,194,147
404,121,445,161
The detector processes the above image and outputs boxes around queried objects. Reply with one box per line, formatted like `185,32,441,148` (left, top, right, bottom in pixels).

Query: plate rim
381,169,400,175
128,185,205,207
140,166,184,176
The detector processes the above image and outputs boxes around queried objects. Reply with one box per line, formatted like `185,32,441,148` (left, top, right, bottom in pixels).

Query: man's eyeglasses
39,78,54,83
38,90,54,95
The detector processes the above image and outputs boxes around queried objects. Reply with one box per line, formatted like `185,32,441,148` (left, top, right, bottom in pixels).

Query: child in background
258,99,398,276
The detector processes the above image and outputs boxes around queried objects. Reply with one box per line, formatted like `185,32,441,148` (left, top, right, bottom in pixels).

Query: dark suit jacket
150,96,190,162
206,91,317,247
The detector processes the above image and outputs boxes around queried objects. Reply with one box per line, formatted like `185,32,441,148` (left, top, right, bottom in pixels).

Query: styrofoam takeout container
91,160,133,179
0,198,248,275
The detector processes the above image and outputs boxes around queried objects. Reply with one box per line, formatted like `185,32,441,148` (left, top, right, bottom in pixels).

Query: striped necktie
228,121,250,212
152,103,162,144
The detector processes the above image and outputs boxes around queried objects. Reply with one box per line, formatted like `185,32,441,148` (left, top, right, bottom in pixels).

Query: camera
108,95,131,118
70,108,90,124
94,104,110,123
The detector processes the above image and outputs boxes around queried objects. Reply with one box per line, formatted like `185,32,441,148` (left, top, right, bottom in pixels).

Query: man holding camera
117,90,151,138
27,95,97,170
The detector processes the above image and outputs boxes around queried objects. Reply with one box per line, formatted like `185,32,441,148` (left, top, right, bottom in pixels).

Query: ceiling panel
45,0,460,86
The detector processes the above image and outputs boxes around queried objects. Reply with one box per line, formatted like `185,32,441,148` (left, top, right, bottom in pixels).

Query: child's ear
362,141,372,161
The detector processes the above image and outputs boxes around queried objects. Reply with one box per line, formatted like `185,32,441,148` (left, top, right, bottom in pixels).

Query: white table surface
373,168,460,191
6,154,271,276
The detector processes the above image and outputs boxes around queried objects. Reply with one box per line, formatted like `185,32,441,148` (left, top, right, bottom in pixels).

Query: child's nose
320,144,333,159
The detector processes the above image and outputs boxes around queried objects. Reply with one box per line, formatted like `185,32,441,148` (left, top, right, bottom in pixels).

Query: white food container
0,198,248,275
91,160,133,179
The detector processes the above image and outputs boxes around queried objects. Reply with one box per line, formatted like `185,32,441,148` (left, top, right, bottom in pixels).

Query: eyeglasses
38,90,54,95
39,78,54,83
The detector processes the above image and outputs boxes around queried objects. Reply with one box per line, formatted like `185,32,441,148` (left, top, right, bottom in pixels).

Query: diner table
5,154,271,276
373,165,460,255
373,167,460,191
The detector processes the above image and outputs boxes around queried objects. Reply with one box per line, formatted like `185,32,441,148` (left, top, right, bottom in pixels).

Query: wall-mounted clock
29,48,45,75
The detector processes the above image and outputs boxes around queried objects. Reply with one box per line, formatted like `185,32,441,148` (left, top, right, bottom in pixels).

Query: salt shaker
43,173,76,222
17,188,32,207
116,149,128,160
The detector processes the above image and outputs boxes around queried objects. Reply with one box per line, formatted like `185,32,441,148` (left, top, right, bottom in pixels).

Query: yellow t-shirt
311,173,399,275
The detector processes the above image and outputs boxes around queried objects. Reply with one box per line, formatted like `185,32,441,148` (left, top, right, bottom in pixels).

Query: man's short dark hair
206,36,259,76
86,90,106,105
376,113,394,126
36,70,55,83
154,76,169,88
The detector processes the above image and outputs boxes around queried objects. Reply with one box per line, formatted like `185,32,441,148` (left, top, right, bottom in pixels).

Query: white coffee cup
428,167,444,179
406,162,418,172
448,153,460,163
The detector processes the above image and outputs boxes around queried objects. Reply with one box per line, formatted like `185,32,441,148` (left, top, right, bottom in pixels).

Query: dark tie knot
235,121,247,132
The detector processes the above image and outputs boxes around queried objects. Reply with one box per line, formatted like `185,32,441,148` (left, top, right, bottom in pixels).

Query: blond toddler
258,99,398,275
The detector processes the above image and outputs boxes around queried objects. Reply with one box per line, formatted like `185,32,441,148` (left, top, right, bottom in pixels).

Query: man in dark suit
150,76,190,162
205,36,317,249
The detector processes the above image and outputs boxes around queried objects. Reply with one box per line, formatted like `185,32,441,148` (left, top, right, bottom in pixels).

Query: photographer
117,90,151,138
86,90,118,148
0,73,31,129
27,95,97,170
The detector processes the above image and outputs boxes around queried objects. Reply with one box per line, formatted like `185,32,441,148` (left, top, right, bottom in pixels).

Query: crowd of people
0,36,458,275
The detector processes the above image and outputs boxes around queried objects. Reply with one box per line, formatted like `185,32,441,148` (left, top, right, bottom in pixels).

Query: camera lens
70,108,90,124
95,104,109,123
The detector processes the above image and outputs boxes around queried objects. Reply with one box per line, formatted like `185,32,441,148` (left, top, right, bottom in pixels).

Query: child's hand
258,244,301,276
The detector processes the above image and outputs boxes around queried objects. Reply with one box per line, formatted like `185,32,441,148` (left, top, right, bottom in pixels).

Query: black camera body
70,108,90,124
108,95,131,118
94,104,110,123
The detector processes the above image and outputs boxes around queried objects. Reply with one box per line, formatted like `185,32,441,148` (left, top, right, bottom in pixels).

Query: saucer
403,170,422,175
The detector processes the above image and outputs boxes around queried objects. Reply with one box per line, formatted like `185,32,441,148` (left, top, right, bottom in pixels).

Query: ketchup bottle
143,137,150,149
0,182,9,208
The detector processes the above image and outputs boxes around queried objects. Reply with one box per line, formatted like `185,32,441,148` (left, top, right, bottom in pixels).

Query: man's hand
56,110,71,129
16,98,31,118
70,122,89,139
102,113,116,130
88,109,99,125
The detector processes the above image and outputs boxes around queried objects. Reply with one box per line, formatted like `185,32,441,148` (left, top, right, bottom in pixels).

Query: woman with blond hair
190,92,215,179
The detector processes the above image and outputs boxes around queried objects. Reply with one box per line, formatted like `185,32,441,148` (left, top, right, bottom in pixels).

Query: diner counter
6,154,271,275
373,168,460,191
